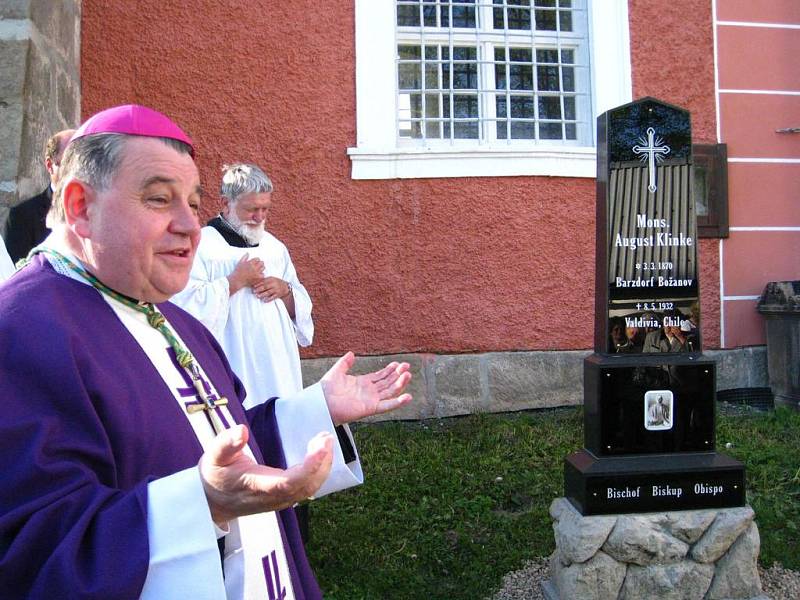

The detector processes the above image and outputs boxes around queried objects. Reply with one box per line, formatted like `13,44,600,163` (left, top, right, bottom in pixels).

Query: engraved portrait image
644,390,674,431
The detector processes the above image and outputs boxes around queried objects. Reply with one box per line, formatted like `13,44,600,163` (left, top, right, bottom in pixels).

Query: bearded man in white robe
174,164,313,409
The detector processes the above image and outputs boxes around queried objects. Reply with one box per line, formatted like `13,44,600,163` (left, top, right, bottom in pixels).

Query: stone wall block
621,561,714,600
486,350,588,412
691,506,754,563
0,39,28,184
30,0,80,65
551,550,626,600
432,354,484,418
552,498,617,565
705,522,762,599
56,65,78,126
603,515,689,566
706,347,768,391
658,509,718,544
1,0,29,19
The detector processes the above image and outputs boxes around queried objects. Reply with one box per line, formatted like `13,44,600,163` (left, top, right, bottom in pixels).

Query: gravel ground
489,557,800,599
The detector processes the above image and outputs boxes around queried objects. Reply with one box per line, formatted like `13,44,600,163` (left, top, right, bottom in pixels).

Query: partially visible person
0,232,14,281
681,301,700,351
609,316,643,353
625,324,644,352
647,395,669,427
609,316,631,353
5,129,75,262
173,163,313,409
642,310,687,354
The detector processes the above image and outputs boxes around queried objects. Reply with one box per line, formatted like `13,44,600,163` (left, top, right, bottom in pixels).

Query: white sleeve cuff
274,382,363,498
140,467,227,600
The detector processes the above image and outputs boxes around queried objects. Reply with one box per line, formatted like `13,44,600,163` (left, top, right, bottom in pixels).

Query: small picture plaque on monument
564,97,746,516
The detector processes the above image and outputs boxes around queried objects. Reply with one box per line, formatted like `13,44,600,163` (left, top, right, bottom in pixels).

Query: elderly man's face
224,192,272,244
83,137,201,302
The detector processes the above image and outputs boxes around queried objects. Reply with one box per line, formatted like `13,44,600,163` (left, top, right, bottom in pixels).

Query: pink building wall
715,0,800,347
81,0,723,357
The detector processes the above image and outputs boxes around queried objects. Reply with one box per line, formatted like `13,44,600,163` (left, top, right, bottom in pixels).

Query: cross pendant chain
185,364,230,435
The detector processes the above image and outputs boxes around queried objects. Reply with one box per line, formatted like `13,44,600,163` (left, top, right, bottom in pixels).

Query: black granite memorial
564,97,746,516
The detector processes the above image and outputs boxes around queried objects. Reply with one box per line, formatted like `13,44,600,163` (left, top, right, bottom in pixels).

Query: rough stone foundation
542,498,766,600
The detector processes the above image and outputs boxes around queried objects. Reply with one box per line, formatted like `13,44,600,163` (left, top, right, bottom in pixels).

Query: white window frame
348,0,632,180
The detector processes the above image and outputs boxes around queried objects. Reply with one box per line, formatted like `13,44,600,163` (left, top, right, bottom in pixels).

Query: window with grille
349,0,632,180
395,0,591,146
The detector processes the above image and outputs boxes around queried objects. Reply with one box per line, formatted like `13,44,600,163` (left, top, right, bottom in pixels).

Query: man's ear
220,197,231,217
62,179,94,238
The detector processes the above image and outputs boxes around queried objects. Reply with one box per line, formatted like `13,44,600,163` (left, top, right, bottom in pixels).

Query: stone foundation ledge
542,498,766,600
301,347,767,421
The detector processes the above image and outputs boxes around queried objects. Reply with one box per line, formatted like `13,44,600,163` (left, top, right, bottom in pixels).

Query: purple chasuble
0,256,321,600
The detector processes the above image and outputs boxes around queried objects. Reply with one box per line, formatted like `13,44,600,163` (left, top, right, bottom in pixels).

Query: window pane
423,2,437,26
496,96,507,118
493,0,532,30
537,48,558,64
562,66,575,92
565,123,576,140
540,122,563,139
564,96,575,120
560,0,573,31
425,63,439,89
425,93,442,137
538,65,560,91
442,47,478,89
510,95,534,118
442,0,476,28
397,3,420,26
535,0,557,31
497,49,533,91
398,93,423,138
539,96,562,119
495,47,508,89
453,94,478,117
444,94,479,138
510,63,533,90
508,8,532,30
511,121,536,138
399,61,421,90
492,1,504,29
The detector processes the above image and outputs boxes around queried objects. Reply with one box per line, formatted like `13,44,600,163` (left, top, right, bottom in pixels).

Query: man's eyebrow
140,176,176,189
139,176,204,198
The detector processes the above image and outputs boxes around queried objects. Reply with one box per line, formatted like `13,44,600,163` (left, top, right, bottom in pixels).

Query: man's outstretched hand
321,352,412,426
199,424,334,525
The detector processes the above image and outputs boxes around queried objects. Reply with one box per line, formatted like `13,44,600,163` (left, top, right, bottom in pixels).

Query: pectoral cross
185,364,230,435
632,127,670,193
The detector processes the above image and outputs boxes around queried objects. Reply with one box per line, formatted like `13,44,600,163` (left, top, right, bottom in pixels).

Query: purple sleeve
246,398,289,469
0,291,150,599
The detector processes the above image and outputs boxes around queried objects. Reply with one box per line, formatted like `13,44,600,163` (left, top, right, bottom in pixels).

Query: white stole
107,297,295,600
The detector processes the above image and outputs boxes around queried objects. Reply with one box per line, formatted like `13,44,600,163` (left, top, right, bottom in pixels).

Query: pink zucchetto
69,104,194,156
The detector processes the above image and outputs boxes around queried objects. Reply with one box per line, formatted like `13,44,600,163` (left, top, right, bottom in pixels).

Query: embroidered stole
107,296,295,600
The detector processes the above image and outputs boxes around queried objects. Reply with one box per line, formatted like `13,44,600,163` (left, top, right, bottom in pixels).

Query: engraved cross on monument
632,126,671,193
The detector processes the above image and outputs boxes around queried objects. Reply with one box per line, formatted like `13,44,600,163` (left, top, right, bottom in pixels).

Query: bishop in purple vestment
0,105,412,600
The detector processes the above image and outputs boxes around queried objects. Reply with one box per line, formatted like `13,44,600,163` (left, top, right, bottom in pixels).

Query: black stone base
565,449,745,516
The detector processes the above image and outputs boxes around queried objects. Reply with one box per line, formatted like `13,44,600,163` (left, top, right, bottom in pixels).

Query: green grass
305,407,800,599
